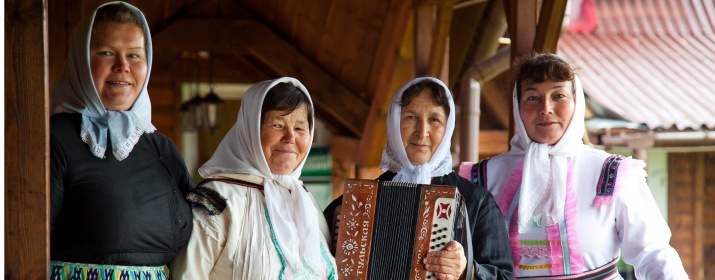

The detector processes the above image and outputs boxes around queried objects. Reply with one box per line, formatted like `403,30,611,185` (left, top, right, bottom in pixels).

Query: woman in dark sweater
324,77,514,279
49,2,193,278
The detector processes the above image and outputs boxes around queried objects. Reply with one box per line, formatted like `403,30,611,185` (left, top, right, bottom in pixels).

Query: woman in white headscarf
324,77,514,280
459,53,688,279
50,2,194,279
171,77,337,279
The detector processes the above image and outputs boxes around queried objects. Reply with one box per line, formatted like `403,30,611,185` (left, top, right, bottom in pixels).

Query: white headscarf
509,71,587,233
50,1,155,161
199,77,329,275
379,77,456,184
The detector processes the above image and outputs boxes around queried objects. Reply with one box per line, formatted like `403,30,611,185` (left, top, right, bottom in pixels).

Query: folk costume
324,77,514,279
459,76,688,279
170,78,337,279
50,2,194,279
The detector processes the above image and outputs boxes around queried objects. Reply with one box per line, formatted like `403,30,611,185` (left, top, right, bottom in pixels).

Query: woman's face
260,105,312,175
400,90,447,165
519,80,575,145
90,22,147,111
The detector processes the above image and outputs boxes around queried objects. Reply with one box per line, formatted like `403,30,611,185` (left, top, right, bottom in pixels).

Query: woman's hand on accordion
423,240,468,280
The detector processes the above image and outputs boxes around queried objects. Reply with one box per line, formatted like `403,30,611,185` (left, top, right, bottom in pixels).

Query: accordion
329,179,469,280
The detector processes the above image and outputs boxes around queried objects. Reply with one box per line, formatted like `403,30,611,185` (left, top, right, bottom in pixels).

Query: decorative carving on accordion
336,180,378,278
335,179,461,280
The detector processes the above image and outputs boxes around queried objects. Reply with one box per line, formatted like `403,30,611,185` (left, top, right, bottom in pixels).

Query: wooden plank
694,153,705,280
5,0,50,277
479,130,509,157
151,19,368,137
706,152,715,279
669,153,696,277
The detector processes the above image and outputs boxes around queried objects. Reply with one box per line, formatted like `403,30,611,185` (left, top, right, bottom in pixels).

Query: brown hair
92,3,147,38
513,52,578,100
261,82,314,130
399,79,450,117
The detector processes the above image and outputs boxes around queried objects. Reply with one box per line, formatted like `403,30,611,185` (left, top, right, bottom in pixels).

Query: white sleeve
170,207,227,279
615,159,689,280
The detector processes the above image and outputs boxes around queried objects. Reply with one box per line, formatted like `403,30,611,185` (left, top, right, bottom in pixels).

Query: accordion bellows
331,179,467,280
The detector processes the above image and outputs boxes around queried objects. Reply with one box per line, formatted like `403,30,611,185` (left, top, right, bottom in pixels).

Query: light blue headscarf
50,1,155,161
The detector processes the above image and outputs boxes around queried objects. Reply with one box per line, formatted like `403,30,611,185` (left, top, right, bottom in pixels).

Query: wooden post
459,77,481,162
5,0,50,277
330,136,360,199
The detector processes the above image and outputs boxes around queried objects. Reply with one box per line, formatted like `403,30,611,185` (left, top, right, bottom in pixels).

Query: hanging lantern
179,101,195,131
187,94,206,130
202,89,224,134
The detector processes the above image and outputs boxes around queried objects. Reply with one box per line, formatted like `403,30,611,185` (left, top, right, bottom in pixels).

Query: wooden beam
454,0,489,10
506,0,537,143
469,45,510,84
534,0,568,53
5,0,50,277
360,0,413,166
448,1,487,87
481,76,513,128
415,0,454,78
452,0,507,163
507,0,537,60
151,19,368,137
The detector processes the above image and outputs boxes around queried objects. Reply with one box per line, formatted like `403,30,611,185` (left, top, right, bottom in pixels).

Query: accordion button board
334,179,462,280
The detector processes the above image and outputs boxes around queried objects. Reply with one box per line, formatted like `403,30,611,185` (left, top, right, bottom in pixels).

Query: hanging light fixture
188,93,206,131
179,101,195,131
201,51,224,134
202,88,223,134
179,51,202,132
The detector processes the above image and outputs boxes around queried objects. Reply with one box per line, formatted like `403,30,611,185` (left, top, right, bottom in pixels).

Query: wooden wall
668,151,715,280
5,0,50,278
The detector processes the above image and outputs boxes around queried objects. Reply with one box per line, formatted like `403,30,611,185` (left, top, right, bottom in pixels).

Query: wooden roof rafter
151,18,368,137
357,0,414,166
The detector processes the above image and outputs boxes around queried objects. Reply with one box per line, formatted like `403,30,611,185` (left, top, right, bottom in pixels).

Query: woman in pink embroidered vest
459,53,688,279
171,78,337,279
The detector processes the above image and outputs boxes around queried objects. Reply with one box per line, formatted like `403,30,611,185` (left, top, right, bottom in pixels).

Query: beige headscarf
199,77,332,275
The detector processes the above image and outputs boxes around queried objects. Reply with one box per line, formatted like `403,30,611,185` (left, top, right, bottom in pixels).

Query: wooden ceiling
46,0,567,165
